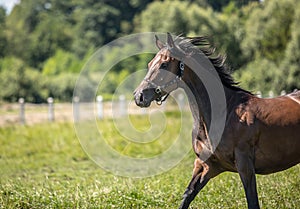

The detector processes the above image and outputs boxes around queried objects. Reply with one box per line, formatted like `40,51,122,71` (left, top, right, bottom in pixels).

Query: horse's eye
160,62,168,69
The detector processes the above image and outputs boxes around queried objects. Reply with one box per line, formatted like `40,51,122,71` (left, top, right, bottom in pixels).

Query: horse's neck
183,74,212,126
183,76,243,153
182,74,238,129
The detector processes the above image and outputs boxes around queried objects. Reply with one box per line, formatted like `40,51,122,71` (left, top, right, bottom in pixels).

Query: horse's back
252,92,300,126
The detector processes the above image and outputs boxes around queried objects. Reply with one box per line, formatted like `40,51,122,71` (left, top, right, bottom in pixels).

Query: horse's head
134,33,185,107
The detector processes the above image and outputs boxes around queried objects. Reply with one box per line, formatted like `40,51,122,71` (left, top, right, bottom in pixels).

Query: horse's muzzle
134,92,150,107
134,89,155,108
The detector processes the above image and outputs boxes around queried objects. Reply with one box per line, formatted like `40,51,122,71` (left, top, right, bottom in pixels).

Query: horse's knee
192,158,203,178
193,158,210,182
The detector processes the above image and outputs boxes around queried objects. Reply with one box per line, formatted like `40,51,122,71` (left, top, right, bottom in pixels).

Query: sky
0,0,20,14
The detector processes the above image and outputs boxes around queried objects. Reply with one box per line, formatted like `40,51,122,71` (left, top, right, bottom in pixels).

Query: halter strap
179,61,185,77
144,61,185,105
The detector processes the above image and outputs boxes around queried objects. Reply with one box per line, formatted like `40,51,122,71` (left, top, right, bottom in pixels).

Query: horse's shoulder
235,102,255,126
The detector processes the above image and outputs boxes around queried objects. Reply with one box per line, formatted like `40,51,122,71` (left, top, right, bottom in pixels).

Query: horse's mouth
134,92,153,108
136,100,151,108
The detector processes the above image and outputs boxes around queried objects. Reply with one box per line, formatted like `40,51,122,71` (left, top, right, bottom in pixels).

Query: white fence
1,89,296,126
1,93,187,126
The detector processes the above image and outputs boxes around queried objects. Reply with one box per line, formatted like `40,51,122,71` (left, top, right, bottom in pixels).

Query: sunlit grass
0,115,299,208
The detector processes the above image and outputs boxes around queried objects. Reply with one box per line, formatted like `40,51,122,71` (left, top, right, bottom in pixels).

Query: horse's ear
155,35,164,50
167,32,175,48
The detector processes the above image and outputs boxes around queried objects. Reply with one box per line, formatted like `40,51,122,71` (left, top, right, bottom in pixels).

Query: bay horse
133,33,300,209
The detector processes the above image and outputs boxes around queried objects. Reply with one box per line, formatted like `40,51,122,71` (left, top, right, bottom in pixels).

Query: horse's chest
192,130,232,165
192,121,213,159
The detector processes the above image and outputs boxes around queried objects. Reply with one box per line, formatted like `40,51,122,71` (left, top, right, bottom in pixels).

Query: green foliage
207,0,259,11
136,1,219,36
47,73,77,102
99,70,130,95
0,7,7,58
234,58,281,95
0,57,47,103
42,49,83,75
236,0,300,93
5,1,52,65
70,0,153,57
0,0,299,102
279,4,300,91
241,0,295,63
28,14,73,68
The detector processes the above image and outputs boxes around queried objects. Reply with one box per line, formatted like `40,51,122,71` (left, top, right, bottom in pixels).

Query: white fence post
268,90,274,98
177,93,185,110
73,96,80,122
119,95,126,117
256,91,262,98
97,95,103,119
19,98,25,124
47,97,55,122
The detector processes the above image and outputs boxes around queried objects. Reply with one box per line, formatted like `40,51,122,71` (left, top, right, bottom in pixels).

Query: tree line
0,0,299,103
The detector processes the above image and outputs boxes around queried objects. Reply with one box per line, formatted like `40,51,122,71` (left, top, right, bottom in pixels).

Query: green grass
0,113,299,208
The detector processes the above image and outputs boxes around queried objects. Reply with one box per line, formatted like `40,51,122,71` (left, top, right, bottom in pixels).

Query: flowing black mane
173,36,252,94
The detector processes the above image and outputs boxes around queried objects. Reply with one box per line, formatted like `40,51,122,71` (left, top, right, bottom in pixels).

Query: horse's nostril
134,92,144,106
139,93,144,102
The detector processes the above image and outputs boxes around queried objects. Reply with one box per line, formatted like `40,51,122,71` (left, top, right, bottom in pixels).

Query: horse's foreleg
178,158,210,209
235,148,260,209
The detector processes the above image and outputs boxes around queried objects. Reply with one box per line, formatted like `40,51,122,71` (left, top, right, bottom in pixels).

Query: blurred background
0,0,299,124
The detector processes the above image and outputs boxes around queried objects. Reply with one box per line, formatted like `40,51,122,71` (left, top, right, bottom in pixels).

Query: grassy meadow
0,113,299,209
